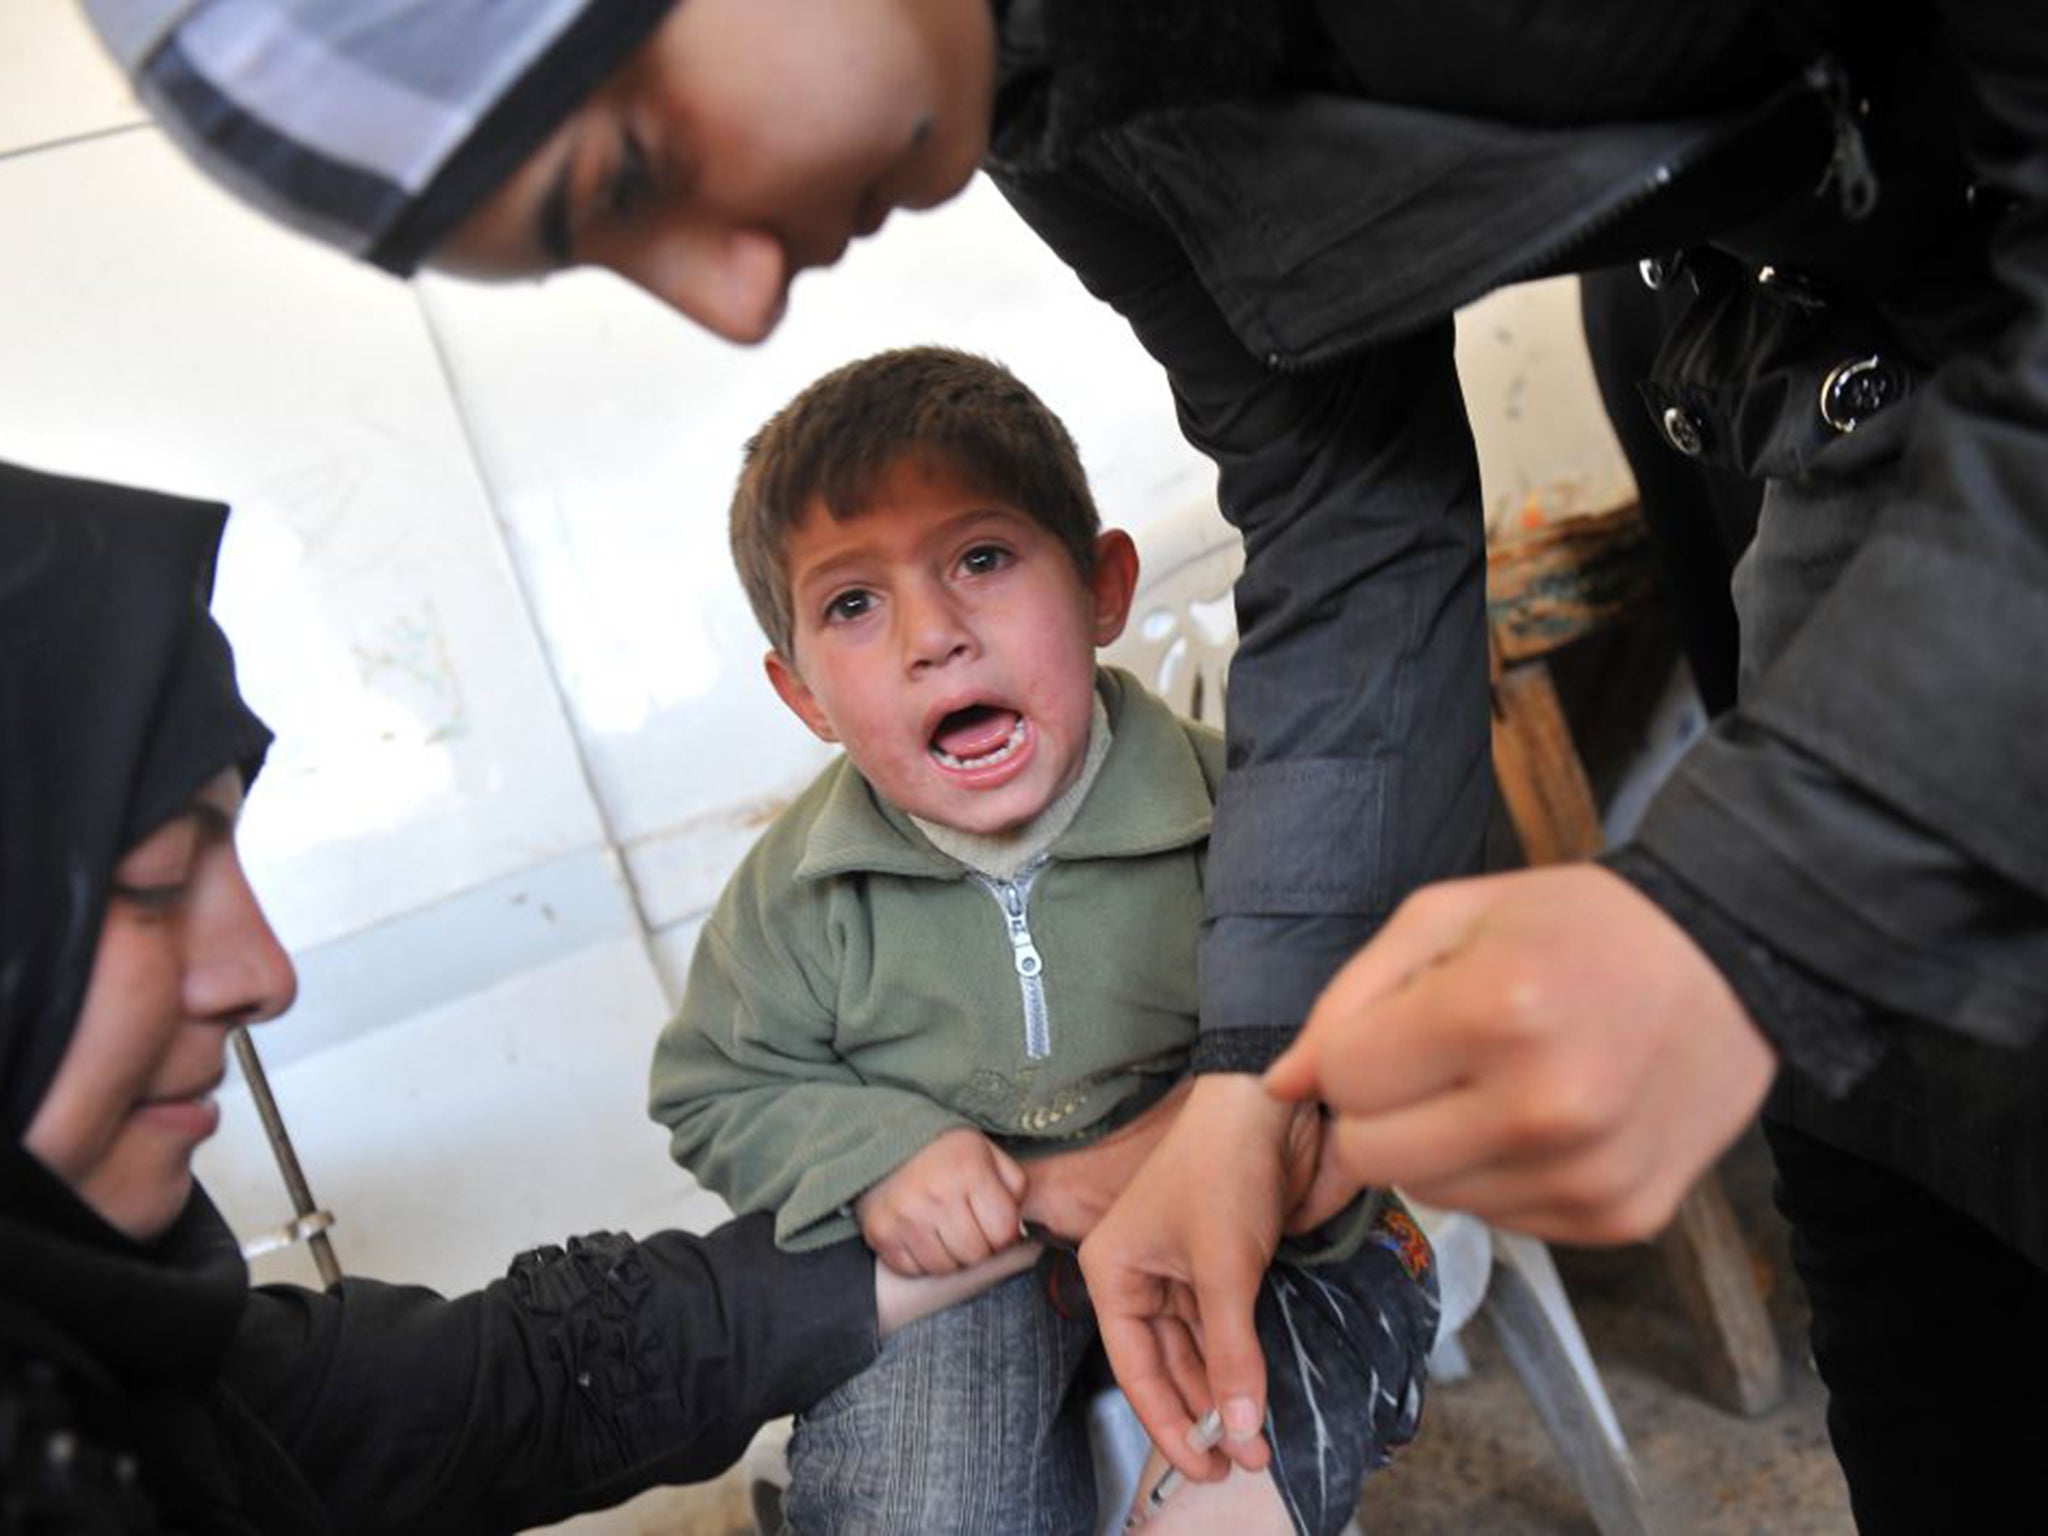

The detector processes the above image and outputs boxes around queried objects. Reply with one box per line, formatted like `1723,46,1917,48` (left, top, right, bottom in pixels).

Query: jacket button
1638,253,1685,291
1661,406,1706,457
1819,354,1907,433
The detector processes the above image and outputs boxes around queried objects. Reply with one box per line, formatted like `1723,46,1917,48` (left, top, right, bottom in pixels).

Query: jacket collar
793,667,1212,883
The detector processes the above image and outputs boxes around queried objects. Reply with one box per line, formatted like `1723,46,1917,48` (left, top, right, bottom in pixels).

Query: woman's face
23,769,296,1242
435,0,997,343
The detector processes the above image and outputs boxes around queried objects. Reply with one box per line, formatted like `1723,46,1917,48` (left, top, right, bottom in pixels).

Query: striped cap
82,0,676,273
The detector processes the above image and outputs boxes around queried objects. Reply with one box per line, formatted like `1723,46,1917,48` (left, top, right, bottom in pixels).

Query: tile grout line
0,117,153,164
408,279,667,959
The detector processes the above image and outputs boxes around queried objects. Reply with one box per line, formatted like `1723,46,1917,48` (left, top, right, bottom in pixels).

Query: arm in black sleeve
1625,0,2048,1053
221,1213,877,1536
994,143,1494,1071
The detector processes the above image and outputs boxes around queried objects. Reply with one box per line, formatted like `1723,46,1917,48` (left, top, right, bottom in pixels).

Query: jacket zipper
976,861,1051,1060
1265,56,1874,375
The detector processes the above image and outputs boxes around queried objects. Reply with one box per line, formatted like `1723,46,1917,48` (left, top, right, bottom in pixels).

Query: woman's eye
960,545,1011,576
825,589,876,624
607,128,656,224
110,882,188,915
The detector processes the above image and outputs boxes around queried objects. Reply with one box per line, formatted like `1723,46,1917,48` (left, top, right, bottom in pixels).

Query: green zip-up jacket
650,668,1224,1252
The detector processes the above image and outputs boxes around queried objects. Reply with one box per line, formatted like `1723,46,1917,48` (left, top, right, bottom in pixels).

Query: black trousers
1765,1119,2048,1535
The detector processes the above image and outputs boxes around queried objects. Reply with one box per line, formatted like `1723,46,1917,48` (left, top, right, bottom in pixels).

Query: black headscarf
0,461,273,1140
0,463,279,1397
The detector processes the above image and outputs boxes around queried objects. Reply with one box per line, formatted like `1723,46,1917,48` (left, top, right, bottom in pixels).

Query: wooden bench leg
1657,1182,1786,1415
1491,647,1784,1417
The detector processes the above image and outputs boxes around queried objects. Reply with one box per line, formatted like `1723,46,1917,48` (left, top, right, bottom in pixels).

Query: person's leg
782,1257,1099,1536
1125,1451,1296,1534
1765,1119,2048,1535
1259,1194,1440,1536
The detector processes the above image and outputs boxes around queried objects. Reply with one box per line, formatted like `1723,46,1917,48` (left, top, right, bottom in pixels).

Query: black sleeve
993,146,1493,1072
1625,0,2048,1049
1603,841,1885,1095
221,1214,877,1535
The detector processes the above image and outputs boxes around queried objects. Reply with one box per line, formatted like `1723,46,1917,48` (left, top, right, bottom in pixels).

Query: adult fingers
1187,1251,1271,1471
1264,881,1490,1104
1285,1131,1370,1234
1098,1310,1215,1478
1155,1308,1217,1430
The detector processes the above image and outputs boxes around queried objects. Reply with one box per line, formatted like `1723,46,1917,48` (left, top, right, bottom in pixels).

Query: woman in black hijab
0,462,944,1533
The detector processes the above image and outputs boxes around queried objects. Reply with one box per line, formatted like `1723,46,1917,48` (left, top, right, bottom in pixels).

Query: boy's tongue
933,704,1020,760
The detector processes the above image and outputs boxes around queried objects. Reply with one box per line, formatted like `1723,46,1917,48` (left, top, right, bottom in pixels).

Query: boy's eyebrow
788,507,1027,596
537,153,576,266
789,546,877,597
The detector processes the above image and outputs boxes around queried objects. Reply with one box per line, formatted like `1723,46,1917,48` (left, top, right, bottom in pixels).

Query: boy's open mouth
929,702,1028,771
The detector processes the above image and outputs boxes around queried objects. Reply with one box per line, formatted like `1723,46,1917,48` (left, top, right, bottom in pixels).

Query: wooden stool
1488,502,1785,1418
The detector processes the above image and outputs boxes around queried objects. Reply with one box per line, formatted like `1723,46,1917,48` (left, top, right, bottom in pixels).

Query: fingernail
1223,1396,1262,1442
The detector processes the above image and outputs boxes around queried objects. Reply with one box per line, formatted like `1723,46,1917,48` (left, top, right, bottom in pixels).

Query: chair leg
1656,1182,1786,1416
1482,1231,1656,1536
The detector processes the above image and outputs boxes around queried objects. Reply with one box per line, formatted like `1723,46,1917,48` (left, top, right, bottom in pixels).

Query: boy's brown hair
731,347,1100,657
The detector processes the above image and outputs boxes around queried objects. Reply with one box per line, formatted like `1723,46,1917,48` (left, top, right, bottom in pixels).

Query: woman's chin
81,1151,200,1244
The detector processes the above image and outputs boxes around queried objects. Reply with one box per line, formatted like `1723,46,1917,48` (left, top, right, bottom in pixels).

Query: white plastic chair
1096,502,1653,1536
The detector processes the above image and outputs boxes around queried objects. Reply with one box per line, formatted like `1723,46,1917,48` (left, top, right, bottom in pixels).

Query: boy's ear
764,650,839,743
1088,530,1141,647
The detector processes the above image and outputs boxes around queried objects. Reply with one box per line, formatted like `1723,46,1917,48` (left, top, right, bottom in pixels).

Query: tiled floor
555,1125,1852,1536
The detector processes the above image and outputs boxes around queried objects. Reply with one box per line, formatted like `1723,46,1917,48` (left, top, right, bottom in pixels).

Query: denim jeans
782,1195,1436,1536
782,1263,1101,1536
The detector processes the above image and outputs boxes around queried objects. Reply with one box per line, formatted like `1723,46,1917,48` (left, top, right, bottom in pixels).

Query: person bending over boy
648,349,1437,1536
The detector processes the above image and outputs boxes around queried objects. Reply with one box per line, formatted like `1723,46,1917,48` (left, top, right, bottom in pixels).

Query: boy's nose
901,585,975,673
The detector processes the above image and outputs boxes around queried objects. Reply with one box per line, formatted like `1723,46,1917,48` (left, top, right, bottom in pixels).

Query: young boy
649,348,1436,1536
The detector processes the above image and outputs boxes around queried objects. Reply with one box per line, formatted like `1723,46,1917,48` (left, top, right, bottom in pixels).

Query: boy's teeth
932,713,1027,770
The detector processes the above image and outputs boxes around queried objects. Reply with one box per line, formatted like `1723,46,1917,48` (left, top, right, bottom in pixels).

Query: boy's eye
825,589,876,624
959,545,1011,577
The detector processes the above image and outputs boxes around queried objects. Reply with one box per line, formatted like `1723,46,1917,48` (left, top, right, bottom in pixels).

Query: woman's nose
187,860,298,1029
618,225,791,344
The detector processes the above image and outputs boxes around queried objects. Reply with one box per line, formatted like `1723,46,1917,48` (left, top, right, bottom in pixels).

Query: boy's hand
1017,1079,1190,1243
857,1128,1028,1276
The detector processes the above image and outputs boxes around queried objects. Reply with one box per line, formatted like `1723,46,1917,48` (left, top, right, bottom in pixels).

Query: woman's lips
134,1093,221,1141
854,188,890,239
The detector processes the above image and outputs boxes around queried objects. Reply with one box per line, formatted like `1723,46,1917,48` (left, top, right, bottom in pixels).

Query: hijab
79,0,677,275
0,461,272,1392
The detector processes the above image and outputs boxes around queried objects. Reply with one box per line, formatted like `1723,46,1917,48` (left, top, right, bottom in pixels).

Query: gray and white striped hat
81,0,675,273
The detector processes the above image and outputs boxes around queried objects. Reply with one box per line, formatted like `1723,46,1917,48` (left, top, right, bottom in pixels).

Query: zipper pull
1000,886,1044,978
1809,57,1879,222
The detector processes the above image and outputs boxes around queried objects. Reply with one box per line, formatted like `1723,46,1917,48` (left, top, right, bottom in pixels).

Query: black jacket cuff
1191,1026,1297,1075
1603,843,1884,1096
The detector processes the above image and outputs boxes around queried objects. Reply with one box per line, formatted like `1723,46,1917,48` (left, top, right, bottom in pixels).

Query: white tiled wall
5,9,1629,1528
